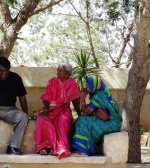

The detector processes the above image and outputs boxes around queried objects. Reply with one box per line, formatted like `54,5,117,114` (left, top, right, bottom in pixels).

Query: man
0,56,28,155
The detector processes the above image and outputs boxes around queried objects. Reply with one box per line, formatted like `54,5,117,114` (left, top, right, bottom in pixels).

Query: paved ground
126,164,150,168
141,147,150,163
126,147,150,168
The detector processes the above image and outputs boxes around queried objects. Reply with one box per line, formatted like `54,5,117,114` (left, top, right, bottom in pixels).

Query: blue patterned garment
72,76,122,156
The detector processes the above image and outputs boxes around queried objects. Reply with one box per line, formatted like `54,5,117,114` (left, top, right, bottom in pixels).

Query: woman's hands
40,109,49,117
40,100,50,117
80,87,94,116
80,88,88,114
81,88,88,97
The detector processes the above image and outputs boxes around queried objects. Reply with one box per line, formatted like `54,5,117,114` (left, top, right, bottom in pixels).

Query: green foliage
72,50,102,90
104,0,138,23
8,0,125,67
139,124,144,135
29,111,36,120
123,0,138,14
105,1,120,22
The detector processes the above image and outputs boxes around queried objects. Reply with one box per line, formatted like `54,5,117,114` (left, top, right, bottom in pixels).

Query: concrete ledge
141,147,150,163
0,154,108,164
0,120,129,165
0,120,149,167
0,155,125,168
104,131,128,163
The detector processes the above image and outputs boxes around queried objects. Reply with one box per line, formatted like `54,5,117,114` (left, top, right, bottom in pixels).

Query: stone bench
0,120,129,164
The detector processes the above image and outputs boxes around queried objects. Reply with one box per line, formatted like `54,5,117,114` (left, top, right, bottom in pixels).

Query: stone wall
11,67,150,131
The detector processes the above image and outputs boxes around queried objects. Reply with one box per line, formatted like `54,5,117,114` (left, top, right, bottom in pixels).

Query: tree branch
28,0,64,17
68,0,87,24
0,0,12,27
0,22,4,32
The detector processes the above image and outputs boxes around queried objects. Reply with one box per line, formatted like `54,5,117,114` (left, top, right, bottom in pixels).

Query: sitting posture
0,56,28,155
71,75,122,156
34,63,81,159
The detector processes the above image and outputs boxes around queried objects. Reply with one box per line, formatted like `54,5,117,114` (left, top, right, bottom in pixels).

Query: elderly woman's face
57,65,70,81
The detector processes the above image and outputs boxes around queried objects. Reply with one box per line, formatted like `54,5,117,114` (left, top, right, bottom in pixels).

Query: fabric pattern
72,75,122,156
34,77,81,159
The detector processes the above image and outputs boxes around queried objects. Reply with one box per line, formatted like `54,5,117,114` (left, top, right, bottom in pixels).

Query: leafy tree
102,0,136,68
3,0,131,68
0,0,134,68
9,0,110,67
0,0,65,58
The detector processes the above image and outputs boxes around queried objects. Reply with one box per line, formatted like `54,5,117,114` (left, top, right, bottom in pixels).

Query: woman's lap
35,110,72,156
72,115,122,155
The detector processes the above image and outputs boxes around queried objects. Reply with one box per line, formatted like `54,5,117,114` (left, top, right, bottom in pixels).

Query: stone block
0,120,129,164
21,121,36,153
103,131,129,163
0,121,13,152
0,120,36,154
141,132,149,147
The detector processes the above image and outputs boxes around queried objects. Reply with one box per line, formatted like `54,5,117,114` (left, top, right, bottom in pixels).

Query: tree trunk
122,65,150,163
0,26,19,57
122,1,150,163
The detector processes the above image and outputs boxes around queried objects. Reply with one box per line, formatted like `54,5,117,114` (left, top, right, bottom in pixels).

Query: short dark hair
0,56,11,69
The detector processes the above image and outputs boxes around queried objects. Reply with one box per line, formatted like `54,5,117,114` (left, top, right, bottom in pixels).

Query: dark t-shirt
0,71,27,106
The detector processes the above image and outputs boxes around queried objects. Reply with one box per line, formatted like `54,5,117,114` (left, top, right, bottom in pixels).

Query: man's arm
19,96,28,115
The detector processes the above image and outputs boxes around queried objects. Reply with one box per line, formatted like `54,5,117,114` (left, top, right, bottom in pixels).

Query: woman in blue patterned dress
71,75,122,156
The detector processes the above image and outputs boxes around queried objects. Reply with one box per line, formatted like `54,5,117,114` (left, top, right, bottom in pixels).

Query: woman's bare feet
71,150,87,156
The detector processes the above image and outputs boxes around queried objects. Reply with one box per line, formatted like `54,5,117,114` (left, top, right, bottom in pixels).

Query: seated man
0,56,28,155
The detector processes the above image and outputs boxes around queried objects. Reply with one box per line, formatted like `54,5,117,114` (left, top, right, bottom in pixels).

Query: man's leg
0,106,28,148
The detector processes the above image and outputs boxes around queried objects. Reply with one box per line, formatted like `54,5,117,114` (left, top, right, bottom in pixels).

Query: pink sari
34,77,81,159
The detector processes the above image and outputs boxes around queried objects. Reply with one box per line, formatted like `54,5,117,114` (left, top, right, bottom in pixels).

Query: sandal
49,148,54,155
39,148,50,155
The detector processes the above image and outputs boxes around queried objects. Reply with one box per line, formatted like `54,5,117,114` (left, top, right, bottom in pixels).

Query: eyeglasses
57,69,66,73
0,69,9,73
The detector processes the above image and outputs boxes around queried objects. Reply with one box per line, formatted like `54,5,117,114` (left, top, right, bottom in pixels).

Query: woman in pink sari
34,63,81,159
